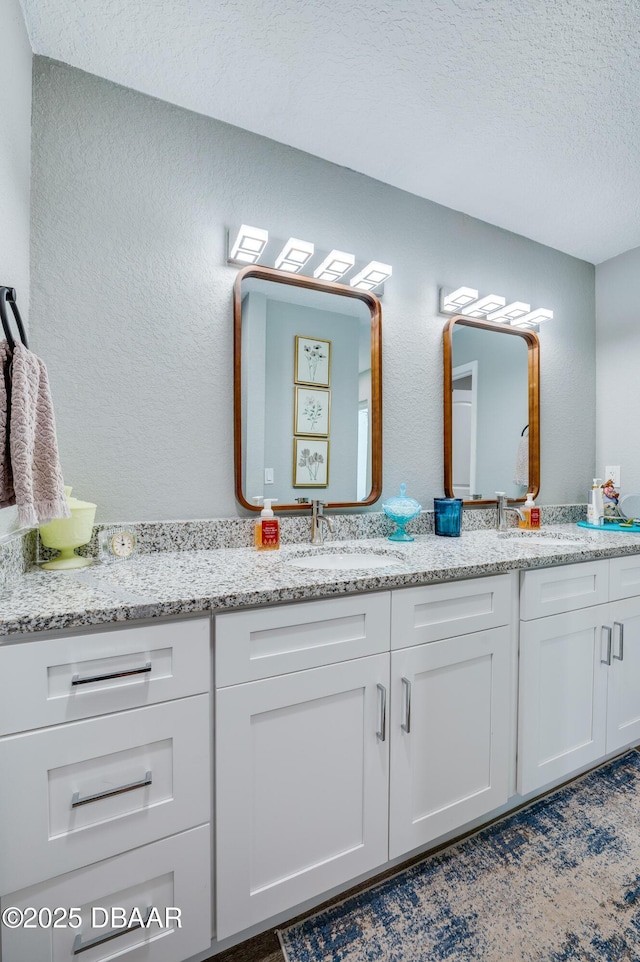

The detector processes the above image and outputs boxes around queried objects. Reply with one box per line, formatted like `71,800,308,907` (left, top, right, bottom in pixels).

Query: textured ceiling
19,0,640,264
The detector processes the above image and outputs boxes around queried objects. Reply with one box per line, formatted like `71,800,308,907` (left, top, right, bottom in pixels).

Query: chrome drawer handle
614,621,625,661
401,677,412,734
71,771,152,808
601,625,612,666
71,662,152,686
73,907,152,955
376,683,387,741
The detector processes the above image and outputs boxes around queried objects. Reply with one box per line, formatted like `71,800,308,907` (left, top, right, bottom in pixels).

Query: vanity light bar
486,301,531,323
228,225,269,264
313,250,356,282
350,261,393,291
511,308,554,327
440,287,479,314
275,238,315,273
439,283,555,327
227,224,391,292
460,294,506,317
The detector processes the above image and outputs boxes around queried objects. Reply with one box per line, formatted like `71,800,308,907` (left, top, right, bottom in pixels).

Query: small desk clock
99,528,137,561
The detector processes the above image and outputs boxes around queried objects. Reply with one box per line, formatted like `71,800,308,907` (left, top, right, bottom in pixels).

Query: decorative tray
577,520,640,534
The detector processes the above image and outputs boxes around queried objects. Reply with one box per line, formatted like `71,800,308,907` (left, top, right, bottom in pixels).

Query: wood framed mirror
234,266,382,511
443,315,540,505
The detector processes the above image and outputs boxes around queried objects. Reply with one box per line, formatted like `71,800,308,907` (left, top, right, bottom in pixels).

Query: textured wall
0,0,31,307
19,0,640,263
0,0,32,537
596,246,640,491
30,59,596,523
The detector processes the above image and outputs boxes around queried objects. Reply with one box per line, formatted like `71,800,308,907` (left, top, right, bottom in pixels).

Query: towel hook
0,287,29,351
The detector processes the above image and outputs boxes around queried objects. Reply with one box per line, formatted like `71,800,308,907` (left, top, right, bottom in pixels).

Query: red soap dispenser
253,498,280,550
519,493,541,530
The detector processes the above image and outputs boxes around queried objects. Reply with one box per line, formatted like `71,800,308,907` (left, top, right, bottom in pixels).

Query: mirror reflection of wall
239,274,378,509
451,325,529,501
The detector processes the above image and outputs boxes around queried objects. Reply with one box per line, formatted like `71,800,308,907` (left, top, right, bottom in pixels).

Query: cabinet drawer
0,617,210,735
391,575,512,649
520,560,609,620
0,695,210,894
215,592,390,686
609,555,640,602
0,824,211,962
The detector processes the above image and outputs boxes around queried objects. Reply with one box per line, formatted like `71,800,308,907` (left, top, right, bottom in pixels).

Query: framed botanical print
294,335,331,387
294,386,330,437
293,438,330,487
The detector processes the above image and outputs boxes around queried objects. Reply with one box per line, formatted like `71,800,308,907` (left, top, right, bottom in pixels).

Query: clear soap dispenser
252,497,280,550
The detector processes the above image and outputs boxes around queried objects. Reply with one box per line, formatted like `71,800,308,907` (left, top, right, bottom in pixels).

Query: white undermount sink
498,532,585,547
287,551,404,570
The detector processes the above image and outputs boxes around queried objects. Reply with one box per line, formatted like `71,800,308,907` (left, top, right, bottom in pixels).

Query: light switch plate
605,465,621,488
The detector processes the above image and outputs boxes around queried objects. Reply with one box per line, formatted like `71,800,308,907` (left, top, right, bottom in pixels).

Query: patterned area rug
279,752,640,961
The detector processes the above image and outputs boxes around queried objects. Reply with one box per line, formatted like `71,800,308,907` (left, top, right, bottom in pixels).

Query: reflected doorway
452,361,477,500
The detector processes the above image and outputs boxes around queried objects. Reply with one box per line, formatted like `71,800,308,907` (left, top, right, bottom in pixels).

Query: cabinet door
518,607,608,795
606,596,640,752
389,627,510,860
215,654,390,940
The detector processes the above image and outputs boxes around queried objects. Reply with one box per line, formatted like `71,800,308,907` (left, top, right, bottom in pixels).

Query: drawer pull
614,621,625,661
73,906,152,955
401,676,412,734
376,683,387,742
71,771,152,808
71,662,152,686
601,625,612,666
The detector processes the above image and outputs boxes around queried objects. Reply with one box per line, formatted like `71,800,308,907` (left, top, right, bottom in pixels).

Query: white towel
513,434,529,487
9,343,70,528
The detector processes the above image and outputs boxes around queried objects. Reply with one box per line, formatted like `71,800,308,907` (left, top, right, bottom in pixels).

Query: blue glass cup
433,498,463,537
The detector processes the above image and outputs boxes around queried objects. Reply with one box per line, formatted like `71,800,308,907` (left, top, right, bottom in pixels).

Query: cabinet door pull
71,771,152,809
71,662,152,687
401,676,412,734
614,621,625,661
73,906,152,955
601,625,612,666
376,683,387,742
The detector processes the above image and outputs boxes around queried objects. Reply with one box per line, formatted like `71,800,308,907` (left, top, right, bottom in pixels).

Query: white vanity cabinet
214,593,391,941
518,556,640,795
605,594,640,752
388,577,513,858
518,604,609,793
0,617,212,962
606,556,640,752
215,576,515,940
389,628,511,858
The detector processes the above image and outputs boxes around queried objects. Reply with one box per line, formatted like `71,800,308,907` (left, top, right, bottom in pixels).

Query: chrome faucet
495,492,525,531
311,500,334,544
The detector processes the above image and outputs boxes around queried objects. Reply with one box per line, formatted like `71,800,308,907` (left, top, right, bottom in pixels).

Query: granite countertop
2,524,640,638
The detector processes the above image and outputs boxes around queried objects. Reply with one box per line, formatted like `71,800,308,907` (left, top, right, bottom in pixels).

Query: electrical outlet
605,465,621,488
